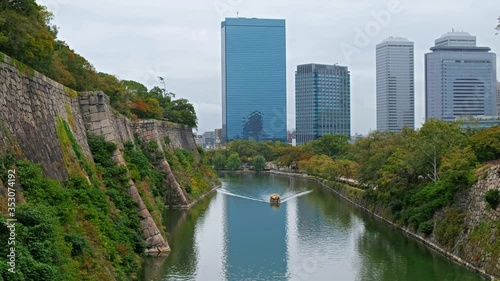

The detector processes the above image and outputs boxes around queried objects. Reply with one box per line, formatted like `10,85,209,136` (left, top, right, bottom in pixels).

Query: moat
141,173,484,281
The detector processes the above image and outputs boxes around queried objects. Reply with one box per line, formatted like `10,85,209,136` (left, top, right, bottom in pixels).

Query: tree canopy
0,0,197,128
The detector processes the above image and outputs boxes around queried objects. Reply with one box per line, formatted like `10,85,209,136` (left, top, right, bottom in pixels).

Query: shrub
434,208,465,248
418,221,434,235
485,189,500,209
148,140,159,153
389,200,403,215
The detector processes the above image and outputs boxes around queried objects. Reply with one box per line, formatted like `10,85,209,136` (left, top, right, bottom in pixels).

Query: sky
37,0,500,135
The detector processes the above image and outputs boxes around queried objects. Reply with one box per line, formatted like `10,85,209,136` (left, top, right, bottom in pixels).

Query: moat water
141,173,484,281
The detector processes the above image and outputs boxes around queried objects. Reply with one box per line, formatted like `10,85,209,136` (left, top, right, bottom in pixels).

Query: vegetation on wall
0,0,197,128
0,133,150,280
163,147,219,199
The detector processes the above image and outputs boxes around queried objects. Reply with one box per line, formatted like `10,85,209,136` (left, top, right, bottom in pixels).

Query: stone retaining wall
269,169,499,280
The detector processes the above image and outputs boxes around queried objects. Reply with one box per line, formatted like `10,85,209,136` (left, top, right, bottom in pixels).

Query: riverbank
169,184,221,209
269,169,498,281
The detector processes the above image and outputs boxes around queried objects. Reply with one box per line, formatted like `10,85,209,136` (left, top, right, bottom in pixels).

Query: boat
270,193,280,204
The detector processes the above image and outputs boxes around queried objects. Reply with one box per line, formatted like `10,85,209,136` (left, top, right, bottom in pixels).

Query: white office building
497,82,500,115
376,37,415,132
425,32,497,121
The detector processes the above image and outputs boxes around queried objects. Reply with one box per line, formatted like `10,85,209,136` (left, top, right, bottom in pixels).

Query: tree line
209,122,500,235
0,0,197,128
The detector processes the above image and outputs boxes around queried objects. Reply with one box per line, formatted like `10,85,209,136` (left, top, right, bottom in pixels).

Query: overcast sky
38,0,499,135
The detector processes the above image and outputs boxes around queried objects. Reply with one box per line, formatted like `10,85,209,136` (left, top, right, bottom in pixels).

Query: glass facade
425,32,497,121
376,37,415,132
295,64,351,145
221,18,287,142
497,82,500,116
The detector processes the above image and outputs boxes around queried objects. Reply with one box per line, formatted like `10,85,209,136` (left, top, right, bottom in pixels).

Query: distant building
195,135,204,147
295,63,351,145
376,37,415,132
425,32,497,121
214,128,223,145
456,116,500,130
287,130,295,144
203,131,215,148
221,17,287,142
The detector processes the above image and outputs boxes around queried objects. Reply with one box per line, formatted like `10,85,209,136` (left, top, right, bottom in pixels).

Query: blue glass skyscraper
222,18,287,142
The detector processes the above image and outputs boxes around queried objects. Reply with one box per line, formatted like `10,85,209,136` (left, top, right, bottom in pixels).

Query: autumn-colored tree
0,0,56,73
469,126,500,162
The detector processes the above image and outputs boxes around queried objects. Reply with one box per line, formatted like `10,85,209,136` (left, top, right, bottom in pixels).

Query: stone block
100,119,111,128
89,105,98,114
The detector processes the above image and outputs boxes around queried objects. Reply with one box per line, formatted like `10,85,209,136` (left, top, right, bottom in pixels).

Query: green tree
350,130,397,185
122,80,148,96
307,134,350,159
438,146,476,185
0,1,56,73
414,120,466,182
212,152,226,170
276,145,312,168
469,126,500,162
302,154,336,178
253,155,266,171
226,153,242,170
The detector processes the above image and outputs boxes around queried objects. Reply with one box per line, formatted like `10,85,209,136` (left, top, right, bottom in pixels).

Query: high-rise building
425,32,497,121
376,37,415,132
497,82,500,115
221,18,287,142
295,64,351,145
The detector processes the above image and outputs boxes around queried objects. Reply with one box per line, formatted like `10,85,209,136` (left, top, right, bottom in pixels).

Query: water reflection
141,174,484,281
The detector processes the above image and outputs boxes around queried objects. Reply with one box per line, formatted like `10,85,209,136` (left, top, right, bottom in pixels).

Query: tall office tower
376,37,415,132
221,18,287,142
295,64,351,145
425,32,497,121
497,82,500,116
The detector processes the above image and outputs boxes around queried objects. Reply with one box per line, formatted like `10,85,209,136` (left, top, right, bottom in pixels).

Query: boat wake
216,189,268,203
280,190,313,203
217,189,313,203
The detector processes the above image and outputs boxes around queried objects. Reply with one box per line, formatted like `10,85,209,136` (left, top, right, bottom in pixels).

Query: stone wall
0,54,90,181
79,91,170,253
0,53,210,253
451,166,500,277
270,169,500,280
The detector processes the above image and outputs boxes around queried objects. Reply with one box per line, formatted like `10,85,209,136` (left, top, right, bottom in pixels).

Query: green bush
434,208,465,248
148,140,159,153
485,189,500,209
418,221,434,235
389,200,403,215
